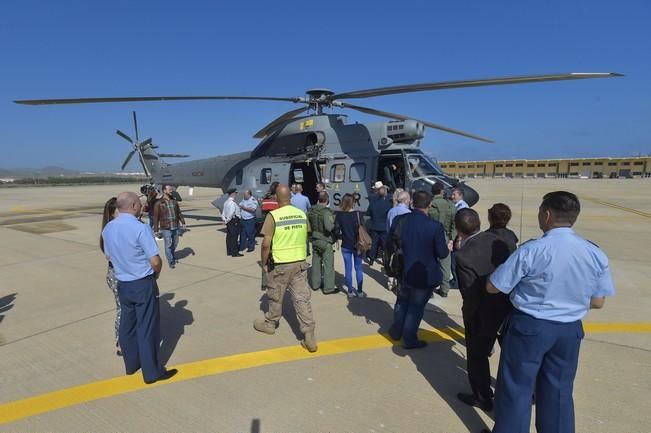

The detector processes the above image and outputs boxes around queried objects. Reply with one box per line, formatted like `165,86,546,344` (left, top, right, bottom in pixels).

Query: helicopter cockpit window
293,169,304,183
330,164,346,183
236,169,243,185
349,163,366,182
261,168,272,184
406,154,443,178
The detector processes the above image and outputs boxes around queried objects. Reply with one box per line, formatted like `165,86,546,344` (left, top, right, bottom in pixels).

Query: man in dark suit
454,208,512,411
388,191,449,349
366,181,393,265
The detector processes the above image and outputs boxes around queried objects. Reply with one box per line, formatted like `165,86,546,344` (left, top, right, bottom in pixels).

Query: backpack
383,214,407,278
355,211,372,254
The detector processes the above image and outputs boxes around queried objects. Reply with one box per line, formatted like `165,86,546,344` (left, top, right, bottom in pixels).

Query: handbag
355,211,372,254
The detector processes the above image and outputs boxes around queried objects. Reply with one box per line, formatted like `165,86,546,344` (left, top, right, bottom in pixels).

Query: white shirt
222,197,240,223
454,200,469,210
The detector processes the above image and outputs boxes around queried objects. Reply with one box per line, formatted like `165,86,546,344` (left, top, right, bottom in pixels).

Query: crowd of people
99,180,615,432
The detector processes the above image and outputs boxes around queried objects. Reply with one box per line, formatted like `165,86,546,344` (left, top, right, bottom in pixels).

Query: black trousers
226,218,240,255
464,315,497,400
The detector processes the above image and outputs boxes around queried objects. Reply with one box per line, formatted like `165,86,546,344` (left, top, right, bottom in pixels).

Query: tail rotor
117,111,152,177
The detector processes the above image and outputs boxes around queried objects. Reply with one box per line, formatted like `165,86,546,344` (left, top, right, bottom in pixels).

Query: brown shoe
301,330,318,352
253,319,276,335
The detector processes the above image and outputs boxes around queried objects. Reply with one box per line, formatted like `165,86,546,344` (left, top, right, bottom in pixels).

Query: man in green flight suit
428,182,455,297
307,191,337,294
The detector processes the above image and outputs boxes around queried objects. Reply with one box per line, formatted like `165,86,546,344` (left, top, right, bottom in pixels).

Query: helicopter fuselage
148,114,478,215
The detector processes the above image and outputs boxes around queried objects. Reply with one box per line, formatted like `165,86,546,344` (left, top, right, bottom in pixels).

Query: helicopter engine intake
385,120,425,143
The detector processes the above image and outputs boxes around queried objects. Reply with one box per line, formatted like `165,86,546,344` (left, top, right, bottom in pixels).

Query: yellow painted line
584,322,651,333
582,196,651,219
0,323,649,425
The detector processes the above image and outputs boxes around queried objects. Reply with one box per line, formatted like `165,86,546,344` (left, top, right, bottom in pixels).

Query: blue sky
1,0,649,171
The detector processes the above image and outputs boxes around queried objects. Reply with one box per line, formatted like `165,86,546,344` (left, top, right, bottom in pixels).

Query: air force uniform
102,213,165,383
489,227,615,433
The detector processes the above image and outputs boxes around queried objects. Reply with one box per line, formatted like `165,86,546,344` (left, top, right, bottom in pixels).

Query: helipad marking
0,322,649,425
582,196,651,219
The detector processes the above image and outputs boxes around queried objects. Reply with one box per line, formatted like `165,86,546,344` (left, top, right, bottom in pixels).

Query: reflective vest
270,205,308,263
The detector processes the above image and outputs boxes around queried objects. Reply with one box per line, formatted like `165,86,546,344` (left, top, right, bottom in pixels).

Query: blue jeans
390,285,435,346
239,218,256,252
161,228,179,265
148,208,155,229
341,247,363,293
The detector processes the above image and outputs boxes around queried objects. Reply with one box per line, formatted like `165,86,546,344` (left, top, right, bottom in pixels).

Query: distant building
439,156,651,179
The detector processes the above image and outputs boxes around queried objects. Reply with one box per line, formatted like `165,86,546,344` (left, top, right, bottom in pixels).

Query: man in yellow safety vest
254,184,317,352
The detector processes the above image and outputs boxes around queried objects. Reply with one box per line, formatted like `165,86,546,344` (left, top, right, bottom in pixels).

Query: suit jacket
366,195,393,232
455,231,512,335
487,227,518,253
399,210,449,289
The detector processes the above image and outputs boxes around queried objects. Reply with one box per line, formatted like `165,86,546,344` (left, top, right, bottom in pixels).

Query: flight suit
428,196,456,295
307,204,336,294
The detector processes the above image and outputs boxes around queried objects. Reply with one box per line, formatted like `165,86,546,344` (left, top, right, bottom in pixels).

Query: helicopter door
377,153,407,192
289,161,321,204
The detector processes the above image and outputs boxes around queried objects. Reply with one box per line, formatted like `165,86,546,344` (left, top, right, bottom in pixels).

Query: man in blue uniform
238,189,258,253
484,191,615,433
102,191,177,384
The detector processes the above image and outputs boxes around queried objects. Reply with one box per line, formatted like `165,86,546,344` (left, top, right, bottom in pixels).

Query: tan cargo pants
263,261,316,333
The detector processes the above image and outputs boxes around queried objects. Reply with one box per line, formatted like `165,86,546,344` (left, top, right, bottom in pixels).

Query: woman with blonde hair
392,188,404,206
100,197,121,355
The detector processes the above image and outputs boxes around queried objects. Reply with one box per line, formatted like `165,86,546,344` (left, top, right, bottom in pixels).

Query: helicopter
15,72,621,215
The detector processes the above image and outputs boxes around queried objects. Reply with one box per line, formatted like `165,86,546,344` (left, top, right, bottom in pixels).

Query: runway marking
0,322,650,425
582,196,651,219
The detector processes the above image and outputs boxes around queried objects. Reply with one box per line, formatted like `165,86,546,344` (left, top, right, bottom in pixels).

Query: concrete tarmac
0,180,649,433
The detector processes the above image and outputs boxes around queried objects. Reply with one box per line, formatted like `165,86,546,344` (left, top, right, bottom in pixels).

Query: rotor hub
305,88,335,101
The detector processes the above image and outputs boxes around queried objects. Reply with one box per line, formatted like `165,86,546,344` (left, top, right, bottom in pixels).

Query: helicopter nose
461,184,479,207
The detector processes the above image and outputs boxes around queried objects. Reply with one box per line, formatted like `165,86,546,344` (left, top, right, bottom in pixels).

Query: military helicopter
15,72,621,214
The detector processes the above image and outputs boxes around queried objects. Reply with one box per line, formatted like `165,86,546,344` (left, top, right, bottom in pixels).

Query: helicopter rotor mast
15,72,622,143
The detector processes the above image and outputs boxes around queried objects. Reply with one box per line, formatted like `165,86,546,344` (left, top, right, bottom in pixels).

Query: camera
140,184,156,196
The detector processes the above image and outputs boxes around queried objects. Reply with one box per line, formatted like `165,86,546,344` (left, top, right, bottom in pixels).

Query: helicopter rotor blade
116,129,133,144
136,148,151,178
132,111,140,143
158,153,190,158
253,105,309,138
121,150,136,170
340,102,494,143
14,95,303,105
331,72,623,100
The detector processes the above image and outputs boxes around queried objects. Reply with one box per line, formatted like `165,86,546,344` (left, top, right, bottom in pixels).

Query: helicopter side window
350,163,366,182
330,164,346,183
260,168,272,184
236,169,243,185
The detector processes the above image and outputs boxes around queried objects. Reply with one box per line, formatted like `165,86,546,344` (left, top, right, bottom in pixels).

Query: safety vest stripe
275,218,307,227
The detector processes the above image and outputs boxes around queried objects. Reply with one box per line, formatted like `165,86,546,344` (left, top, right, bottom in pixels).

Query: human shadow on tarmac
0,293,17,324
184,214,222,223
159,293,194,365
258,293,304,341
362,263,390,289
175,247,196,260
346,296,491,432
